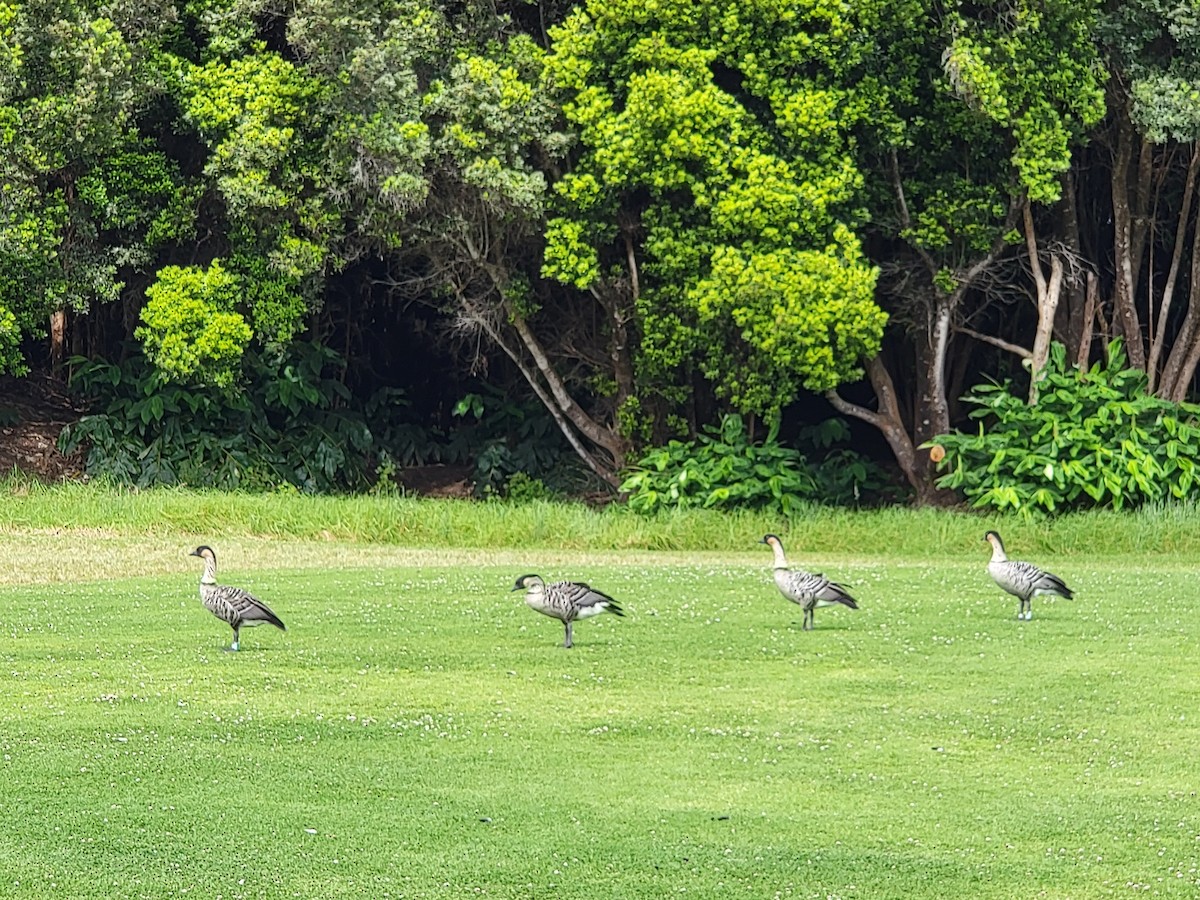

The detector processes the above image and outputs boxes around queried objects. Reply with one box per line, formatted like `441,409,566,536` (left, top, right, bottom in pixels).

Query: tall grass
2,478,1200,556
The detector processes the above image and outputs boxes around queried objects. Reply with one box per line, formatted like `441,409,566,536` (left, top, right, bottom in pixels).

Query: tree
1097,0,1200,401
542,0,888,447
281,0,625,482
827,0,1105,500
0,0,191,374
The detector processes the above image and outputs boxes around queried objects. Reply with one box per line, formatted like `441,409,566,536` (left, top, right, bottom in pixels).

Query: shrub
620,415,818,515
59,344,384,492
451,388,588,499
930,340,1200,514
135,261,252,388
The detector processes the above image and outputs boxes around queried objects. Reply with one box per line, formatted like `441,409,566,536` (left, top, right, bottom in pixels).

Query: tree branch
956,325,1032,359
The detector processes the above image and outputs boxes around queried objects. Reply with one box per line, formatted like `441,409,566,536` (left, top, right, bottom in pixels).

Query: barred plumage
512,574,624,648
190,545,286,651
984,531,1075,621
760,534,858,631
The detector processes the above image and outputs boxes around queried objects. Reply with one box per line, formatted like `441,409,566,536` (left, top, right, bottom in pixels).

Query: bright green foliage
180,47,334,294
232,252,308,346
544,0,887,423
931,341,1200,514
0,0,187,371
76,145,195,250
621,415,818,515
0,303,25,374
182,51,324,217
135,261,253,388
858,10,1020,273
691,229,885,407
941,0,1105,203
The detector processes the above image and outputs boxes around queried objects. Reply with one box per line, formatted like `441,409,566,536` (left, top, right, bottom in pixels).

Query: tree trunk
1157,206,1200,401
1023,200,1066,402
1148,142,1200,393
826,354,953,505
919,297,954,442
1075,271,1099,369
49,309,66,375
1056,170,1089,363
1109,105,1150,369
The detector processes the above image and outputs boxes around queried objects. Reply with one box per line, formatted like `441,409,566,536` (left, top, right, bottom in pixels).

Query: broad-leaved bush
931,341,1200,513
621,416,815,515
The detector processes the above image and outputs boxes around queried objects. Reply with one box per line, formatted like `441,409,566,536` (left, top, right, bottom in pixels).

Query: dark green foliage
931,341,1200,514
57,347,590,496
58,344,382,492
796,418,903,507
451,388,586,499
622,415,894,514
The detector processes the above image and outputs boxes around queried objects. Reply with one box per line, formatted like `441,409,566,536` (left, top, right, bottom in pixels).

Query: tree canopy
2,0,1200,503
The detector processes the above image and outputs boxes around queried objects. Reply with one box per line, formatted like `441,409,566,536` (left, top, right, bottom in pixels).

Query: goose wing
778,569,858,609
206,584,287,630
991,559,1073,601
550,581,624,617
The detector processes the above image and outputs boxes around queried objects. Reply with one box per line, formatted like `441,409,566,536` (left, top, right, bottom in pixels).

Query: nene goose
189,545,286,650
760,534,858,630
984,530,1074,620
512,574,624,648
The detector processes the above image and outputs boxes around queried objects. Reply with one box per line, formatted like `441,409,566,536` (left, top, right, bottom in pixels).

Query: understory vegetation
933,341,1200,514
619,415,895,514
57,349,586,498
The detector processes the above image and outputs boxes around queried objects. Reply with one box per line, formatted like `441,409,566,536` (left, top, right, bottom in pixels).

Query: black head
512,574,541,592
189,545,215,560
760,534,781,546
983,531,1003,546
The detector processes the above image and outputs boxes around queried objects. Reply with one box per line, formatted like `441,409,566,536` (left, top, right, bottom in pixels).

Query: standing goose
984,530,1074,620
512,574,623,648
760,534,858,630
189,545,286,651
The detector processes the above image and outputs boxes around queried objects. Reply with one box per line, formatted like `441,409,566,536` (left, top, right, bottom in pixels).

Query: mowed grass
0,529,1197,898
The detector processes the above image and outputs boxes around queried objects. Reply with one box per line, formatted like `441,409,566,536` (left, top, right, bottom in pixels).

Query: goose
984,530,1074,620
189,545,286,650
512,574,623,648
760,534,858,630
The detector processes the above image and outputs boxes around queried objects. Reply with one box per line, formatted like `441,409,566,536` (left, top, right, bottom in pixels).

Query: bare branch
889,148,939,278
956,325,1032,360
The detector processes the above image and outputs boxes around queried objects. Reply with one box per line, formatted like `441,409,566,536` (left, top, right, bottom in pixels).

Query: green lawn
0,530,1196,898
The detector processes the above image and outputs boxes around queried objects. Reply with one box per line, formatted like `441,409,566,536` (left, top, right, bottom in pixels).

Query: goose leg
803,608,813,631
563,621,573,649
231,625,241,652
